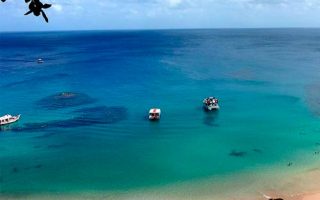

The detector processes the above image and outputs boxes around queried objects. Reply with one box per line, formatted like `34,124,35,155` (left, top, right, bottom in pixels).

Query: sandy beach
302,193,320,200
257,164,320,200
2,161,320,200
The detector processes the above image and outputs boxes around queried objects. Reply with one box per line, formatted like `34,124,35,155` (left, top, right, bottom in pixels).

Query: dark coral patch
299,132,307,136
11,167,19,173
37,92,95,110
12,106,128,132
33,132,56,139
1,73,69,88
229,150,247,157
34,164,43,169
45,106,128,128
305,84,320,116
72,106,128,125
47,144,68,149
265,94,300,104
24,164,43,170
253,148,263,153
12,122,50,132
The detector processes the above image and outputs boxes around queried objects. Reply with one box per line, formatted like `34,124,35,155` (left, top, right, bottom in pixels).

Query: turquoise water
1,29,320,197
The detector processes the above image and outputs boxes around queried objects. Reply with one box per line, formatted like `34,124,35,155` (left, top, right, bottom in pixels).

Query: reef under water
253,148,263,153
229,150,247,157
36,92,96,110
11,106,128,132
1,73,70,88
72,106,128,124
305,83,320,116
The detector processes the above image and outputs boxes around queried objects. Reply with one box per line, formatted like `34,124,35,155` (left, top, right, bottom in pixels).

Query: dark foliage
1,0,51,22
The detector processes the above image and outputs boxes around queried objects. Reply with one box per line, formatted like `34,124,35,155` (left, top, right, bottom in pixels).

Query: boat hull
204,105,220,111
149,116,160,121
203,97,220,111
0,115,21,126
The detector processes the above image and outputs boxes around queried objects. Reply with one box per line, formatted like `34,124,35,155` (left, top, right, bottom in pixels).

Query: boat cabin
0,115,10,124
203,97,220,111
149,108,161,120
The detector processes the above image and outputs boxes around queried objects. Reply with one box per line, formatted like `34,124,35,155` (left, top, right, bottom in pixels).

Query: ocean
1,29,320,199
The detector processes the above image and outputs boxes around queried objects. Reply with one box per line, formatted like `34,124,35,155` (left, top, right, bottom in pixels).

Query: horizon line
1,26,320,33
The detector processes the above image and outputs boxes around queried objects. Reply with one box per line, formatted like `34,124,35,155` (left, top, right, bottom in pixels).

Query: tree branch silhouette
1,0,51,23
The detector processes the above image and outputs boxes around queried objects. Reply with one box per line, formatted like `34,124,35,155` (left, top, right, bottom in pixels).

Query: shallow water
1,29,320,197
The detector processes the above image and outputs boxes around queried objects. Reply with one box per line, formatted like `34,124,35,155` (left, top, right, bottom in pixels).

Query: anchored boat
203,97,220,111
0,114,21,126
149,108,161,120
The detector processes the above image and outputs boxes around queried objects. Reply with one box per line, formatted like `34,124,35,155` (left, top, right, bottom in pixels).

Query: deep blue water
1,29,320,196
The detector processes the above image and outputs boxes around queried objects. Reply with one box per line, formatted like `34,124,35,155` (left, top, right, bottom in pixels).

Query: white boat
0,114,21,126
203,97,220,111
149,108,161,120
37,58,44,63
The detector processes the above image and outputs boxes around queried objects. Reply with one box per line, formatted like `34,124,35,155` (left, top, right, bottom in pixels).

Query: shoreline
2,191,320,200
2,161,320,200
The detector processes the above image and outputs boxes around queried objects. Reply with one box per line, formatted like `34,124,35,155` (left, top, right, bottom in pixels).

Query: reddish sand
302,193,320,200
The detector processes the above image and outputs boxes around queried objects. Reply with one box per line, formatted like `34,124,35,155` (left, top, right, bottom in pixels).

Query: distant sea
1,29,320,199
